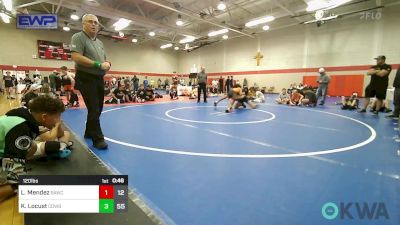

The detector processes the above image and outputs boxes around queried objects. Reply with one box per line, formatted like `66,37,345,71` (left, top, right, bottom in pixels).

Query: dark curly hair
28,95,65,114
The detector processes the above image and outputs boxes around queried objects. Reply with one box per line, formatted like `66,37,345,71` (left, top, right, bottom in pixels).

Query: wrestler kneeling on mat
214,84,257,113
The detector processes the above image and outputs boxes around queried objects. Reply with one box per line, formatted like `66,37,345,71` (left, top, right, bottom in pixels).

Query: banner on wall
37,40,72,60
2,70,27,79
17,14,58,29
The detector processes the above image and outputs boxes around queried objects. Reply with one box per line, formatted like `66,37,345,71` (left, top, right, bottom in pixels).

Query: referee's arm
375,69,390,77
71,52,97,68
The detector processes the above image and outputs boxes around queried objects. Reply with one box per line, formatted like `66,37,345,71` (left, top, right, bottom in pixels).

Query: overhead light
160,43,173,49
3,0,12,11
86,0,100,6
149,31,155,36
176,14,184,26
306,0,352,12
179,35,195,44
113,18,131,31
303,14,339,24
0,12,11,24
222,35,228,39
217,0,226,11
306,0,326,11
174,46,179,50
132,38,138,43
208,28,228,37
70,12,80,21
262,25,270,31
315,9,325,20
63,21,71,31
245,16,275,27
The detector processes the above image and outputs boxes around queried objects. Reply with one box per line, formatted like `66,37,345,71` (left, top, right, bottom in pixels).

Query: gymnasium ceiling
5,0,400,50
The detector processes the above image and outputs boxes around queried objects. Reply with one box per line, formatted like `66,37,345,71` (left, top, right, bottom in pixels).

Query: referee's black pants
75,70,105,141
198,82,207,102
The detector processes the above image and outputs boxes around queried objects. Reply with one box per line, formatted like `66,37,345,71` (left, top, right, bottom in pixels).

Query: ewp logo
322,202,389,220
17,14,58,29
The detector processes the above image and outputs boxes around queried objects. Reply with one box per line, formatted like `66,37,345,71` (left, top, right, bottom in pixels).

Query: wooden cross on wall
254,51,263,66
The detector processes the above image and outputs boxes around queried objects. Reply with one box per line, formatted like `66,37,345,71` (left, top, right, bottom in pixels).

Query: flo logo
322,202,389,220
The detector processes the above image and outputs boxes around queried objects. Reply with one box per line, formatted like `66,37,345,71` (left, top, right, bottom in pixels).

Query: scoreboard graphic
37,40,72,61
18,175,128,213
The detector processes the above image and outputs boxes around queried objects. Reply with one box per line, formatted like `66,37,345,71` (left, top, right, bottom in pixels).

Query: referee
71,14,111,149
197,66,207,103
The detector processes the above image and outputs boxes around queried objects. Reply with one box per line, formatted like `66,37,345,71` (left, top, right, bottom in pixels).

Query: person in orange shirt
290,89,304,106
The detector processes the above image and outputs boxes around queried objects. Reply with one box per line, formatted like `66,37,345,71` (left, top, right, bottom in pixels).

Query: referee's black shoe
93,139,108,150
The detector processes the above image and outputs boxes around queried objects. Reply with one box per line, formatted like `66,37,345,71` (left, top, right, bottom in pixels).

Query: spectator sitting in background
21,82,33,96
189,87,197,99
24,74,32,85
111,76,117,88
287,83,296,94
104,81,111,96
301,90,317,107
290,89,303,106
248,87,256,98
252,88,265,103
164,78,170,90
137,84,147,102
68,91,80,108
21,84,42,107
341,92,359,110
276,88,290,104
209,85,218,96
145,86,155,101
41,83,57,98
105,84,129,104
170,85,178,100
179,76,185,86
157,78,162,89
124,84,135,102
33,74,41,85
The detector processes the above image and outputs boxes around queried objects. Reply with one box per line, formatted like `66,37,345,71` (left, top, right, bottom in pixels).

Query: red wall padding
303,75,364,97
